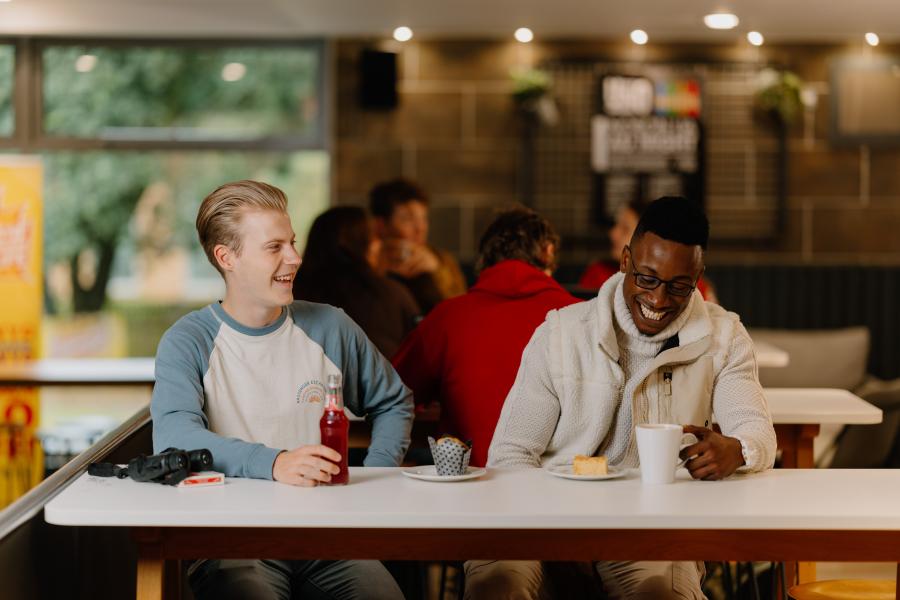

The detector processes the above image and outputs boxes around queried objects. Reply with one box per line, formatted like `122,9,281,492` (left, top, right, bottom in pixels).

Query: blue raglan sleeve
340,317,414,467
150,322,282,479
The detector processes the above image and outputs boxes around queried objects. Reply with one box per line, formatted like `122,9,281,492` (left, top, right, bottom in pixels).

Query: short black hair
631,196,709,250
368,178,428,220
476,207,560,274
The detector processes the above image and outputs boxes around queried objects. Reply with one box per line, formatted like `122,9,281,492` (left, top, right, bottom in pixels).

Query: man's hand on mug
679,425,745,481
272,445,341,487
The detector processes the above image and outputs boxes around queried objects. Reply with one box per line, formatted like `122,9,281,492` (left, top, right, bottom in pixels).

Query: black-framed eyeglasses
629,269,697,297
624,247,699,297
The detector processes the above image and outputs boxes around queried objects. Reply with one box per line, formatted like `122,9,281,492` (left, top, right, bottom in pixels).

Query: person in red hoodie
392,207,580,467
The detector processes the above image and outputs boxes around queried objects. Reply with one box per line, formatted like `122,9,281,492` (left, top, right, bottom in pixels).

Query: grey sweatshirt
151,300,414,479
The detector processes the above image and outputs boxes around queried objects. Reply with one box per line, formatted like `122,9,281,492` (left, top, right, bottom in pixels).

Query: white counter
46,467,900,531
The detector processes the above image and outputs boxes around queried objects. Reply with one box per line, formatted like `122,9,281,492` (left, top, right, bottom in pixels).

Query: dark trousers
189,558,405,600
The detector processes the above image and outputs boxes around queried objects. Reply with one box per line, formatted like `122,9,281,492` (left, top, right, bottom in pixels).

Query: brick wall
334,38,900,268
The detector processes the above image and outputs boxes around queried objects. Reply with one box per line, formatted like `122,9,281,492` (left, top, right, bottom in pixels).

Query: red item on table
320,374,349,485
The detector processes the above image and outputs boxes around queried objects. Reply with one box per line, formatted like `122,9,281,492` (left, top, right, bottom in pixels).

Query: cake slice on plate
572,454,608,476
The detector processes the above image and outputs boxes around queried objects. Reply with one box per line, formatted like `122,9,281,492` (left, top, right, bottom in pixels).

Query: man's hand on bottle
272,445,342,487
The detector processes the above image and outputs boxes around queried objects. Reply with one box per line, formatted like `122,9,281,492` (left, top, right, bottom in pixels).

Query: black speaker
359,49,398,109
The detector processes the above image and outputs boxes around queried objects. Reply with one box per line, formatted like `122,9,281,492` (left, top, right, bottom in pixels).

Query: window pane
42,150,328,357
42,44,321,142
0,45,13,136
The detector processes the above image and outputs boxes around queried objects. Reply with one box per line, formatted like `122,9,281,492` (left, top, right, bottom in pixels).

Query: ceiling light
221,62,246,82
393,26,413,42
865,32,880,47
74,54,97,73
747,31,764,47
514,28,534,43
630,29,649,45
704,13,740,30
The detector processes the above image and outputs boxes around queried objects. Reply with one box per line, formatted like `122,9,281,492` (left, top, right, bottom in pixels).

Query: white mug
635,424,695,485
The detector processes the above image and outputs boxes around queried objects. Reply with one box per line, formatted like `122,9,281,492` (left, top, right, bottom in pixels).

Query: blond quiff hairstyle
196,180,289,276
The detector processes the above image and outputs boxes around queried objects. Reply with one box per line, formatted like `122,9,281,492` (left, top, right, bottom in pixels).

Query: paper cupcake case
428,436,472,476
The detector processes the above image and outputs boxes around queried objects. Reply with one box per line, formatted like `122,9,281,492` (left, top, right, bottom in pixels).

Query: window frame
0,37,330,153
0,38,22,144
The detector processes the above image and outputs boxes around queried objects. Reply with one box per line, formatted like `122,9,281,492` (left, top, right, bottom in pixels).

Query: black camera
89,447,213,486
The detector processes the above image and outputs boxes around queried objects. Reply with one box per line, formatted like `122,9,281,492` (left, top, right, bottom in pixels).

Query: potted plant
754,68,804,127
511,67,559,126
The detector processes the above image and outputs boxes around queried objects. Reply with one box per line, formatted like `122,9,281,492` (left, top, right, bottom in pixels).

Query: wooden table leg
798,562,817,585
134,528,166,600
775,424,797,468
137,556,165,600
774,424,822,585
795,425,819,469
774,424,820,469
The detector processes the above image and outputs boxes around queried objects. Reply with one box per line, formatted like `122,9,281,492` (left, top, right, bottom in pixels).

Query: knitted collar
593,272,711,363
613,276,693,357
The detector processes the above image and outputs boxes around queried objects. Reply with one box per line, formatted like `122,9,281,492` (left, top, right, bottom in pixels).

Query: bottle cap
327,373,342,388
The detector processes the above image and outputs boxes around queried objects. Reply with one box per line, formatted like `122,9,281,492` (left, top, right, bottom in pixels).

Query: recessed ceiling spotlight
393,26,413,42
514,28,534,43
630,29,649,45
747,31,764,46
74,54,97,73
221,62,246,82
704,13,740,30
865,32,880,46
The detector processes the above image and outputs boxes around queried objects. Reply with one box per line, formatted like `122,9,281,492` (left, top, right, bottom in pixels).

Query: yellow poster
0,157,43,503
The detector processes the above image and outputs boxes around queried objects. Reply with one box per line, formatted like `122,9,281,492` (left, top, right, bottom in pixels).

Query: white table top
45,467,900,531
764,388,882,425
0,361,876,428
0,341,786,383
754,340,790,368
0,358,156,385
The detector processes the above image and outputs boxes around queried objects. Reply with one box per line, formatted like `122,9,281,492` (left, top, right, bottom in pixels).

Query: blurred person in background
579,197,718,303
369,178,467,314
294,206,420,358
393,207,580,467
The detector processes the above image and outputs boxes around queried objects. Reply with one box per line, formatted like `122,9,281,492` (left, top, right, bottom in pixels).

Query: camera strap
87,462,129,479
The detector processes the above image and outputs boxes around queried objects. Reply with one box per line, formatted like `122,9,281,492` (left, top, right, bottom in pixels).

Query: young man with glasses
467,196,776,600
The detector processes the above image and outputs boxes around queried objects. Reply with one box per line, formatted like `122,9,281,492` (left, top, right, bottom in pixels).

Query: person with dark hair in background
392,207,580,467
580,197,717,302
467,196,775,600
293,206,420,358
369,178,467,314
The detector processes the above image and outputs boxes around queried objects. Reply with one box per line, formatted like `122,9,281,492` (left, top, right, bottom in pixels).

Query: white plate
546,464,626,481
401,466,486,482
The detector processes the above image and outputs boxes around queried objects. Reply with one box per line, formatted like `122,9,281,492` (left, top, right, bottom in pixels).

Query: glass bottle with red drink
319,373,349,485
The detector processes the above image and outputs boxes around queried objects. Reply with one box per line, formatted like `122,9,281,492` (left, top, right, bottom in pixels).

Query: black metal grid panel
533,61,780,262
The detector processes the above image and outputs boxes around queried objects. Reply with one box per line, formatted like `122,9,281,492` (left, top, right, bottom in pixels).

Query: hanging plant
510,67,559,126
754,68,804,127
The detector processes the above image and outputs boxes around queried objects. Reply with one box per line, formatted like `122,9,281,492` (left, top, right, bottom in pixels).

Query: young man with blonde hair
152,180,412,600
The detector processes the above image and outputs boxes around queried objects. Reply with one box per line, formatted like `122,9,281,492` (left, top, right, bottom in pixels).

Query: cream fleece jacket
488,273,777,472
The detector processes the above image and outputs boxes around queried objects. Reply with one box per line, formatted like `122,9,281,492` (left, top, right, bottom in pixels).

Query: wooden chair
788,579,896,600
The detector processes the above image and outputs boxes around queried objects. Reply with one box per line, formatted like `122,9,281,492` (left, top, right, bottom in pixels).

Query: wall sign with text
591,73,705,223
